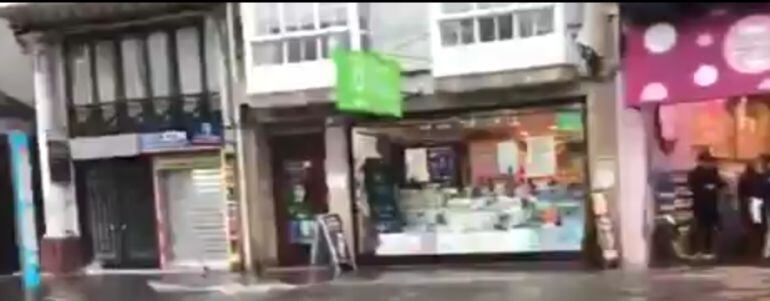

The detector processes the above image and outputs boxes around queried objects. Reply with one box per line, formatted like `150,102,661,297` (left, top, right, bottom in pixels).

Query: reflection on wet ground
3,265,770,300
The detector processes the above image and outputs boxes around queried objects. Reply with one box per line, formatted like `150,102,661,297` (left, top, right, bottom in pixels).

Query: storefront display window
352,105,587,256
656,97,770,164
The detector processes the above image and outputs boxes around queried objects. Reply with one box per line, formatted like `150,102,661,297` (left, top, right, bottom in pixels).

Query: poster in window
691,100,735,158
404,148,429,183
496,140,519,175
469,140,498,184
736,99,770,159
526,136,556,178
427,146,456,183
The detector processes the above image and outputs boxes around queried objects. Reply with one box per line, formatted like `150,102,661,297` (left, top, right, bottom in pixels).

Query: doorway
0,136,18,274
0,133,44,275
79,158,159,268
270,133,328,267
158,162,229,270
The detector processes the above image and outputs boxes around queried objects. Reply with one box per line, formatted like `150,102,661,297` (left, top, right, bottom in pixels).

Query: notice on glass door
497,140,519,175
526,136,556,178
405,148,430,183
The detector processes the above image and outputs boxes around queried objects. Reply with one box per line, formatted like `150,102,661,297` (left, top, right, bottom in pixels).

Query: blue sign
190,122,222,145
139,131,190,152
139,123,223,153
8,131,40,290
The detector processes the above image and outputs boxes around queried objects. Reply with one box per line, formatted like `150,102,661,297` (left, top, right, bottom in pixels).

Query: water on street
3,266,770,300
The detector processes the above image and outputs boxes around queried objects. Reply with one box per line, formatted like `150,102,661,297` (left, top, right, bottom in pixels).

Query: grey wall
0,19,33,105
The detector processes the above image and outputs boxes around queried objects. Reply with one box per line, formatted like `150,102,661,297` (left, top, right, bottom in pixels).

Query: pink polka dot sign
624,6,770,107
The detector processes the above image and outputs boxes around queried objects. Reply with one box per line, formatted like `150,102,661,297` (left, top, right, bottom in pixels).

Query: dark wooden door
86,161,121,265
270,133,328,267
116,159,159,267
85,158,159,268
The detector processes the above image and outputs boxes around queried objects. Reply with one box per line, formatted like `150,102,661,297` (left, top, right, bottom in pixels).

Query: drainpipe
222,2,255,274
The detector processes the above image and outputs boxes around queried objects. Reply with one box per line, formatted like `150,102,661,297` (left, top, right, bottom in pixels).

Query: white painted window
66,24,215,104
436,3,556,47
176,26,203,94
245,3,367,67
67,44,93,105
148,32,171,97
121,38,148,100
95,40,117,102
430,3,570,78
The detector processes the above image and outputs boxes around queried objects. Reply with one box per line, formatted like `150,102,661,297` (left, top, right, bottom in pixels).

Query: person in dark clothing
687,151,726,260
738,160,765,261
757,155,770,260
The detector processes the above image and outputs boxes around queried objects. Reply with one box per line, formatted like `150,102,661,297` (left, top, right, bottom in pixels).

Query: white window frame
429,3,571,78
433,2,558,48
243,3,364,66
241,2,368,94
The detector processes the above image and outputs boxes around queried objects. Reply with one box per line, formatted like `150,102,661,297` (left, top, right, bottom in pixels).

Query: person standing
738,159,765,261
756,155,770,261
687,151,726,260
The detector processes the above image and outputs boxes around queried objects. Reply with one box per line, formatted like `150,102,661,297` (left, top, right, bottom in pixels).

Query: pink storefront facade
626,5,770,107
621,4,770,266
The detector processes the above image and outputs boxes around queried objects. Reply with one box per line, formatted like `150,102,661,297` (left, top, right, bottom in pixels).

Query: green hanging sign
333,49,403,118
557,111,583,132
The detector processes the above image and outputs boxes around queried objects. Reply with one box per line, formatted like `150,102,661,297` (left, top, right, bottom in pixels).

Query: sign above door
624,5,770,106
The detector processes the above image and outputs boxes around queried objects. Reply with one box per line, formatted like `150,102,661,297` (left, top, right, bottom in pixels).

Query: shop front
153,153,230,271
622,4,770,264
239,103,350,269
140,127,239,271
73,125,238,271
351,102,589,259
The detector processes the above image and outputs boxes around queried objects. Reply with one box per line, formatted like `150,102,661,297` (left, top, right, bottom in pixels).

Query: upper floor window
65,23,219,106
246,3,369,66
437,3,555,47
63,20,222,136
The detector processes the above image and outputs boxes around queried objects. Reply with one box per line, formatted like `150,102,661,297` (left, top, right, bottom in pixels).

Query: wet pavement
4,265,770,300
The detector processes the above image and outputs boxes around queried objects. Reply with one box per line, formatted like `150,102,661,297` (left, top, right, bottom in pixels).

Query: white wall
369,3,431,72
0,19,33,104
615,71,651,270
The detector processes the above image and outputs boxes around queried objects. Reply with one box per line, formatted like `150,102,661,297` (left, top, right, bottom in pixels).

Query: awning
623,4,770,106
0,90,33,119
0,3,217,33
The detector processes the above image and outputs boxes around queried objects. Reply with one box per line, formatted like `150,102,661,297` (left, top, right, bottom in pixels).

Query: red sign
624,6,770,106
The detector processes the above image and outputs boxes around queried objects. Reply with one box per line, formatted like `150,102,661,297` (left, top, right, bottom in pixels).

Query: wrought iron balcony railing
68,92,221,138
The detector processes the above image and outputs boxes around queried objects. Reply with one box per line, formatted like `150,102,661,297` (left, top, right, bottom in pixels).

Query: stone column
615,71,650,270
31,39,82,274
324,118,356,263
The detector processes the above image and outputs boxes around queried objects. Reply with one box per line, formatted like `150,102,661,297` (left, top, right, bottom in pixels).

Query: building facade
0,2,641,275
234,3,627,272
621,3,770,266
0,3,243,273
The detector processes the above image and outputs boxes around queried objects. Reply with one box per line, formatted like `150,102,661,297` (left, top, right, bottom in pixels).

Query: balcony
69,93,221,138
429,3,583,90
0,3,216,32
241,3,369,96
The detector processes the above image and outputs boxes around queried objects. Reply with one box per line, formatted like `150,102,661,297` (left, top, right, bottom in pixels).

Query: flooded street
3,266,770,300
